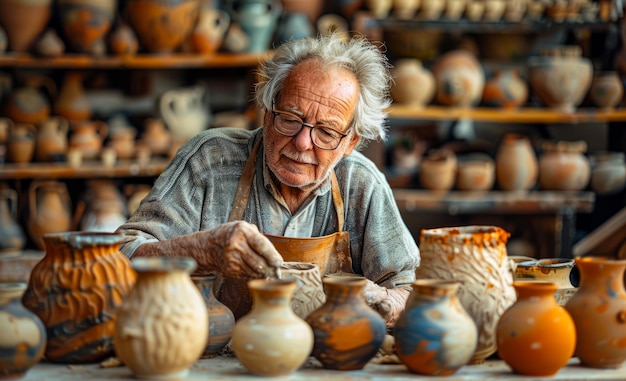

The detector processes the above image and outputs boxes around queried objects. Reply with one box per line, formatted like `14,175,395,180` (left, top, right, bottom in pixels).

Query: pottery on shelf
4,73,56,125
190,7,230,55
108,19,139,57
394,279,477,376
231,278,313,376
159,84,212,141
305,275,386,370
495,133,538,191
496,281,576,376
417,225,516,364
33,29,65,57
538,140,591,191
0,184,27,253
390,58,436,108
590,151,626,195
57,0,117,55
6,123,37,164
456,153,495,191
26,181,73,251
589,71,624,110
68,120,108,160
22,232,136,363
0,282,46,379
35,117,69,162
226,0,282,53
482,69,528,109
54,72,92,122
0,0,52,52
114,257,207,379
432,49,485,108
419,148,457,191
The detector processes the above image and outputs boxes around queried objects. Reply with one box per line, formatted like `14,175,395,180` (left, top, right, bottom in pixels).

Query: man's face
263,60,360,191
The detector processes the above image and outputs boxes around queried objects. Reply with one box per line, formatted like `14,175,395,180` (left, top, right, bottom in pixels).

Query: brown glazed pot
22,232,136,364
305,275,386,370
192,275,235,358
57,0,117,54
125,0,200,54
0,0,52,52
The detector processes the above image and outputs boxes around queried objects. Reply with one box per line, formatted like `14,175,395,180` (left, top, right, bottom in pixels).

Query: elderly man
116,33,420,325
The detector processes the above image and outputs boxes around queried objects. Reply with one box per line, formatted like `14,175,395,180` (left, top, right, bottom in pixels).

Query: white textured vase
417,225,516,364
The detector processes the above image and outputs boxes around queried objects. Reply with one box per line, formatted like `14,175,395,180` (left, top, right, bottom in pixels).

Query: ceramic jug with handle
226,0,281,53
35,116,69,162
26,180,72,250
159,85,212,141
69,120,108,160
6,122,37,164
0,184,27,253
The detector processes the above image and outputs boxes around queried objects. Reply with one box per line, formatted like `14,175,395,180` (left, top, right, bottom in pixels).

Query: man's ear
343,134,360,157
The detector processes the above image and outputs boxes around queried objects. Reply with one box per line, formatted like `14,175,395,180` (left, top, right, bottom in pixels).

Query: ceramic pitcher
159,84,212,141
227,0,282,53
35,116,69,162
26,180,72,250
6,123,36,164
69,120,108,160
0,184,27,253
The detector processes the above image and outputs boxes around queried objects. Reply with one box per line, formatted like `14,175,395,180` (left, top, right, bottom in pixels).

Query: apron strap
330,171,344,232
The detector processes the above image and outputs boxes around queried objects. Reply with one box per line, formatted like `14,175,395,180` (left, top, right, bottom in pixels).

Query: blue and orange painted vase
305,275,386,370
22,232,136,363
394,279,477,376
497,281,576,376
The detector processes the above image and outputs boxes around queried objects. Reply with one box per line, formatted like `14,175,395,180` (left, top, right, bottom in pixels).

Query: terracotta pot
114,257,207,379
394,279,477,376
482,69,528,109
0,0,52,52
496,281,576,376
495,133,538,191
6,123,36,164
417,225,516,364
539,140,591,191
390,59,435,108
26,180,73,250
140,118,172,157
0,185,27,253
22,232,136,363
54,72,92,122
4,74,56,125
305,275,386,370
232,278,313,376
57,0,117,54
192,274,235,358
69,120,108,160
456,153,495,191
33,29,65,57
590,151,626,195
125,0,200,54
108,19,139,56
0,282,46,379
35,117,69,162
513,258,576,306
107,125,137,160
419,0,446,20
589,71,624,110
419,148,457,191
432,49,485,107
74,179,128,233
190,7,230,55
565,257,626,369
280,262,325,319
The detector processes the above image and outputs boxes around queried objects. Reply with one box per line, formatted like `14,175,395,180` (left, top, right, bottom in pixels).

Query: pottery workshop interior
2,0,626,380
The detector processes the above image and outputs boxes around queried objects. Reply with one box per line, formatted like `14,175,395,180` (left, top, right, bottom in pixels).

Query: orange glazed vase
305,275,386,370
565,257,626,369
22,232,136,364
496,281,576,376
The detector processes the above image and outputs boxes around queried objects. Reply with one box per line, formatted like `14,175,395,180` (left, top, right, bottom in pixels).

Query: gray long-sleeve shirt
117,127,420,288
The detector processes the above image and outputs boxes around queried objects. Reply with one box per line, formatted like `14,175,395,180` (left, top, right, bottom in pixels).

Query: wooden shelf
0,52,272,69
0,158,169,180
393,189,595,214
387,105,626,124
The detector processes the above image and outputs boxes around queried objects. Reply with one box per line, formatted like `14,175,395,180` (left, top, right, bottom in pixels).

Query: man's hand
363,279,410,326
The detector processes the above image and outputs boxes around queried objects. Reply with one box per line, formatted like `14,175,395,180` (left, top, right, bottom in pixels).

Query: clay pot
528,46,593,113
26,180,72,250
274,12,314,46
483,0,506,20
6,123,36,164
514,258,576,305
305,275,386,370
54,72,92,122
590,151,626,195
33,29,65,57
419,148,457,191
22,232,136,363
35,117,69,162
539,140,591,191
107,125,137,160
589,71,624,110
496,281,576,376
69,120,108,160
192,274,236,358
190,7,230,55
4,74,56,125
565,257,626,369
419,0,446,20
140,118,172,157
232,278,313,376
108,19,139,57
364,0,392,18
57,0,117,54
482,69,528,109
390,59,436,108
0,185,27,253
417,226,516,364
0,282,46,379
432,50,485,107
73,179,128,232
445,0,467,20
280,262,325,319
495,133,538,191
0,0,52,52
125,0,200,54
394,279,477,376
392,0,420,19
456,153,495,191
114,257,207,379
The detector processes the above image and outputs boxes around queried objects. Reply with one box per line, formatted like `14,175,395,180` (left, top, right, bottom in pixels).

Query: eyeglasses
271,109,350,150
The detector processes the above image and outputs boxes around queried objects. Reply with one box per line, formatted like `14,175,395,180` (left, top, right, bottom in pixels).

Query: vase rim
131,256,197,274
517,258,575,269
43,231,128,247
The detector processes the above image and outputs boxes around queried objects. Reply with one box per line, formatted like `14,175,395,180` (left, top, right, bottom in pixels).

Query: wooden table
20,356,626,380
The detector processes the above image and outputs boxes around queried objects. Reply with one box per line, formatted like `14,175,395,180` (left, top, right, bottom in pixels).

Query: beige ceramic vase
456,153,495,191
539,140,591,191
280,262,325,319
419,148,457,191
432,49,485,107
0,0,52,52
114,257,208,380
231,278,313,377
417,225,516,364
589,71,624,110
495,133,538,191
390,59,435,108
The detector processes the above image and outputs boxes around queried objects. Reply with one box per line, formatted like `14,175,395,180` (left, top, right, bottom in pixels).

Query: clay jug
227,0,282,53
280,262,325,319
57,0,117,55
107,125,137,160
33,28,65,57
0,282,46,379
73,179,128,233
26,180,72,251
514,258,575,289
6,123,36,164
497,281,576,376
394,279,477,376
114,257,207,379
305,275,386,370
54,72,92,122
125,0,200,54
35,116,69,162
108,18,139,56
190,7,230,54
22,232,136,363
495,133,538,191
589,71,624,110
419,148,457,191
159,85,212,141
417,225,516,364
565,257,626,369
140,118,172,157
539,140,591,191
0,0,52,52
590,151,626,195
192,274,236,358
482,69,528,109
0,184,27,253
390,59,436,108
4,73,56,125
231,278,313,376
432,49,485,107
69,120,108,160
